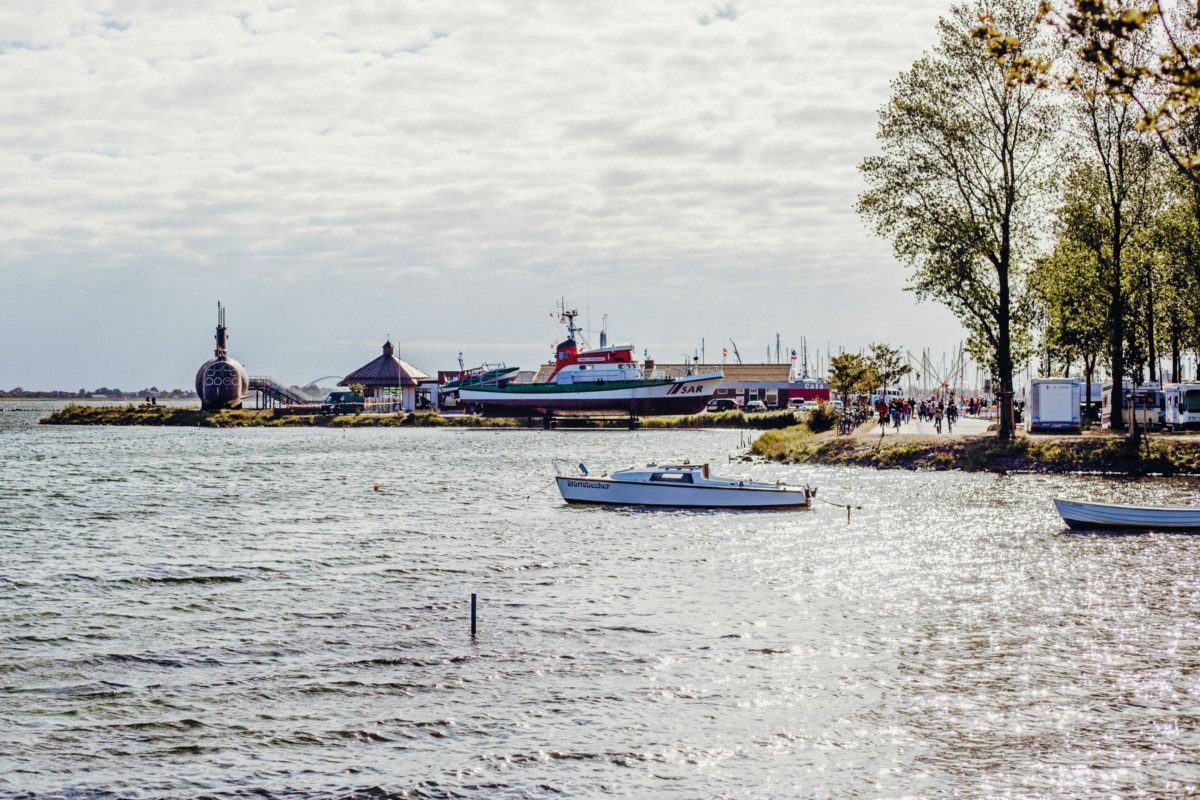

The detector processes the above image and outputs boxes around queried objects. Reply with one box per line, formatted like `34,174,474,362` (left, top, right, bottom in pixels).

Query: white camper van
1163,382,1200,429
1025,378,1082,433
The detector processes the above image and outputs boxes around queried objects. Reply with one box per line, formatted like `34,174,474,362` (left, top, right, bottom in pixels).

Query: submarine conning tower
195,301,249,410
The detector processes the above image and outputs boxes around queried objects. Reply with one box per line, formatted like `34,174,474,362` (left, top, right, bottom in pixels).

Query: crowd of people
869,395,984,435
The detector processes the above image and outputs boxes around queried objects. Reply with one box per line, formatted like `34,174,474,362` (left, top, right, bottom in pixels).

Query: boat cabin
549,340,644,383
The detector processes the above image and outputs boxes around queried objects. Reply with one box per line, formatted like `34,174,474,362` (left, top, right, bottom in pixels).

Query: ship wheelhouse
548,341,642,384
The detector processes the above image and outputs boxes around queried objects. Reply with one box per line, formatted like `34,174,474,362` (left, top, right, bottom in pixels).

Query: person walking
934,404,943,434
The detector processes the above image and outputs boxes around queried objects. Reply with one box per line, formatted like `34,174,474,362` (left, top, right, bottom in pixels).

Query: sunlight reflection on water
1,402,1199,798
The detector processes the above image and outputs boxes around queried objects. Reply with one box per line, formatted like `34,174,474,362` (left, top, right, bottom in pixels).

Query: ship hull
460,372,723,416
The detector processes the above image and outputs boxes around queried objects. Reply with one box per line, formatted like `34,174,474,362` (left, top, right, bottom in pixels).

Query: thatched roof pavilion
340,341,430,408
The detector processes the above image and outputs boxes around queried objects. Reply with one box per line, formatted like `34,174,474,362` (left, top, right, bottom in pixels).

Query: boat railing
552,459,589,477
648,368,691,380
448,362,513,388
559,368,638,384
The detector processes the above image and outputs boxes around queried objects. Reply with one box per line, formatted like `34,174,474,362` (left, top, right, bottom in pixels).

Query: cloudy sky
2,0,969,390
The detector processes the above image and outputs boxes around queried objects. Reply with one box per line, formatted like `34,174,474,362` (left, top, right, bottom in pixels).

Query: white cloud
0,0,970,389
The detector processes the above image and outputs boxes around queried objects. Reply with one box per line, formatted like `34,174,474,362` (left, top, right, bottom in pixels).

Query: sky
1,0,971,391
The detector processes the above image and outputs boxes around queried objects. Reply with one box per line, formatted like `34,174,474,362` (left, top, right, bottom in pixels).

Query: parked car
705,398,739,412
744,400,768,413
787,398,807,409
321,391,365,414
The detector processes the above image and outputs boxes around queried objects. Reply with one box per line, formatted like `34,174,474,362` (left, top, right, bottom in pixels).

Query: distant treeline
2,387,198,399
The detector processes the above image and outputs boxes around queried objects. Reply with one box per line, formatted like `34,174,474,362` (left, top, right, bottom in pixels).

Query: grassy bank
39,404,805,430
751,425,1200,474
640,409,800,429
40,405,521,428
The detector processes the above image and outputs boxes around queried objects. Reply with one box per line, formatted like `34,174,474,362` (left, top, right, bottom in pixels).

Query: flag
723,348,728,357
790,349,797,361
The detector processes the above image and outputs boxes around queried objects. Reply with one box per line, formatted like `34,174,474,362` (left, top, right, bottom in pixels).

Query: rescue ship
459,306,723,416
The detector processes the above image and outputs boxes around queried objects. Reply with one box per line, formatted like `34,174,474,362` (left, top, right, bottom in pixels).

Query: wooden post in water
471,593,477,637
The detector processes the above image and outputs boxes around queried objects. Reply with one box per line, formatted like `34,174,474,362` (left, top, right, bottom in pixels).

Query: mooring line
811,494,863,523
520,478,559,500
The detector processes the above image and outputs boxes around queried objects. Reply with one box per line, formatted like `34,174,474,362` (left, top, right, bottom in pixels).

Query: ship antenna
215,301,228,355
558,303,580,342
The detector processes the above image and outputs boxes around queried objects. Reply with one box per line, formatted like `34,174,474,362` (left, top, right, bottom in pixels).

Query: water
3,401,1200,798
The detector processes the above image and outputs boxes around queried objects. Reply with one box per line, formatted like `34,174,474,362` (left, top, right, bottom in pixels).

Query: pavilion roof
339,341,430,388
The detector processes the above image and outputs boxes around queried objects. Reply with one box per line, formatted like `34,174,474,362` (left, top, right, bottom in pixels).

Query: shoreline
38,404,802,430
751,423,1200,475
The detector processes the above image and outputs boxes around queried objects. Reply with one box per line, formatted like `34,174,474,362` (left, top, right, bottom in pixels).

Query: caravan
1101,381,1164,430
1163,383,1200,430
1025,378,1082,433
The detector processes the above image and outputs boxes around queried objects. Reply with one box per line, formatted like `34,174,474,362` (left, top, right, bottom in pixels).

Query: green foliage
1031,228,1109,380
857,0,1055,439
804,401,839,434
974,1,1200,184
867,343,911,394
39,406,521,428
827,352,875,406
641,410,799,429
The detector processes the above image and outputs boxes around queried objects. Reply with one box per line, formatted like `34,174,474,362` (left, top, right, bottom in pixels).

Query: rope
810,493,863,523
812,495,861,510
521,478,559,500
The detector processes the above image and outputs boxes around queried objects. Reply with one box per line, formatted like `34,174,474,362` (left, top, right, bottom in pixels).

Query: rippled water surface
3,402,1200,798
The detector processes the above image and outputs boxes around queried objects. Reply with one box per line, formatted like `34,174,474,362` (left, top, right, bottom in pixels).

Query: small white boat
1054,498,1200,530
556,462,814,509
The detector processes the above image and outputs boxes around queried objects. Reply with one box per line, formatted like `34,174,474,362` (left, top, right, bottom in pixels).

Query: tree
868,343,912,396
1031,236,1110,418
1155,185,1200,379
1052,30,1162,429
859,0,1056,440
975,0,1200,186
827,352,876,410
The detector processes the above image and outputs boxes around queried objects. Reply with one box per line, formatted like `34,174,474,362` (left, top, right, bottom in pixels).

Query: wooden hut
339,341,430,411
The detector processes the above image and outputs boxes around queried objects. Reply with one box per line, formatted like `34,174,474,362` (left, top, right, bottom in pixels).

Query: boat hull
1054,498,1200,530
461,372,723,416
556,476,811,509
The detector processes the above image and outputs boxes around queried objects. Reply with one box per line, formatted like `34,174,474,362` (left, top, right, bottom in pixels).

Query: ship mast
558,299,580,342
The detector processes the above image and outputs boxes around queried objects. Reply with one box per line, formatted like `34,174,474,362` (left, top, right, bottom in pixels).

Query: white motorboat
555,462,814,509
1054,498,1200,530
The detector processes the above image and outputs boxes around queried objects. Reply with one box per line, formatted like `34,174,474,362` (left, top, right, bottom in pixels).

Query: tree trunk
997,239,1015,440
1085,356,1096,429
1172,322,1180,383
1146,270,1157,383
1109,209,1125,431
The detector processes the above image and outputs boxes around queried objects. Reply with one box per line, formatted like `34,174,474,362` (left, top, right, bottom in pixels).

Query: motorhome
1163,382,1200,430
1101,382,1163,429
1025,378,1082,433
